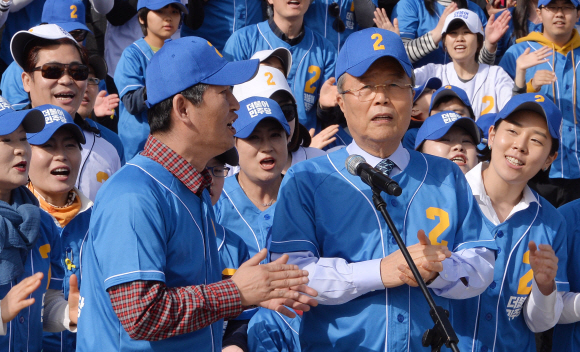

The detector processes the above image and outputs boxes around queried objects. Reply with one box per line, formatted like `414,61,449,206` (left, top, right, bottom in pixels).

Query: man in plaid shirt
76,37,318,351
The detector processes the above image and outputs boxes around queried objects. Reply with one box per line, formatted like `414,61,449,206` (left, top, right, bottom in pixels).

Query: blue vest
77,155,223,351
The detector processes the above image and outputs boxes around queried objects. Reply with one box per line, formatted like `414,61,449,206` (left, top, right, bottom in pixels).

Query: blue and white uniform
270,144,496,352
0,0,45,66
303,0,377,52
77,118,125,202
223,21,337,132
215,224,250,278
392,0,487,68
499,30,580,179
553,199,580,351
451,162,569,352
495,8,543,65
41,190,92,352
114,38,154,161
0,189,64,352
215,176,276,265
247,308,301,352
77,155,223,351
414,63,514,119
181,0,262,51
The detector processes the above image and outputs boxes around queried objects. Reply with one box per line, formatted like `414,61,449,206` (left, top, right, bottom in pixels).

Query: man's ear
172,94,192,126
22,71,32,93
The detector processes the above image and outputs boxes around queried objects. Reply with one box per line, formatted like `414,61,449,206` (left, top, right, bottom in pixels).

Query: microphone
345,154,402,196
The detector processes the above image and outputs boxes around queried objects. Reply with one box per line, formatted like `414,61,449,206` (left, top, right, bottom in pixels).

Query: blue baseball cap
538,0,579,8
493,93,562,140
41,0,91,34
27,105,85,145
145,37,259,107
233,97,290,139
335,28,414,80
476,113,496,140
414,77,442,103
414,111,481,150
0,98,45,135
429,85,475,118
137,0,188,13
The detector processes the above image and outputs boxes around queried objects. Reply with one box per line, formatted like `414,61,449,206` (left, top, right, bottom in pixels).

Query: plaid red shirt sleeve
108,280,243,341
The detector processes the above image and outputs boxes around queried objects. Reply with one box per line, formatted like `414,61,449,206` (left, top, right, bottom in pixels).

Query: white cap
442,9,484,36
250,48,293,78
11,24,79,69
233,65,296,104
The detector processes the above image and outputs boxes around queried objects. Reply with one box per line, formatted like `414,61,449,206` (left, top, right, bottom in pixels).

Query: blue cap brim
415,118,481,150
344,55,414,81
56,22,92,35
234,116,291,139
414,78,442,103
138,1,188,14
201,59,259,87
0,109,45,136
27,123,86,145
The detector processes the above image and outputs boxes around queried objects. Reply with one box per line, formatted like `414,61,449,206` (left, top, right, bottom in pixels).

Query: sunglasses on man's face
69,29,88,42
328,3,346,33
31,63,89,81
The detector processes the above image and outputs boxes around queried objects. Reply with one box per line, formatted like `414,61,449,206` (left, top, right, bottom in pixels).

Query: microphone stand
371,188,460,352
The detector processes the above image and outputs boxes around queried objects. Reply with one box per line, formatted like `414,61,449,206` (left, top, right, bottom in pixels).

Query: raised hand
431,2,459,44
528,241,558,296
0,272,43,324
373,8,399,36
517,47,552,71
231,249,318,309
484,10,511,46
309,125,339,150
93,91,120,117
318,77,339,109
531,69,557,91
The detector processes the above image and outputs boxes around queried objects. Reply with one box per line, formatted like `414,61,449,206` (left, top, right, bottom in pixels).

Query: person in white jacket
414,8,515,119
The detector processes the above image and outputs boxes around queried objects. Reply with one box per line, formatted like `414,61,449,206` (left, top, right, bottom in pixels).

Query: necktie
376,159,395,176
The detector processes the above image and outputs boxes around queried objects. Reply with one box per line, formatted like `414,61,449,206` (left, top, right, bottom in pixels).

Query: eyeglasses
541,4,578,14
328,3,346,33
206,166,230,178
339,81,413,102
32,63,89,81
69,29,88,42
279,103,298,122
87,77,100,85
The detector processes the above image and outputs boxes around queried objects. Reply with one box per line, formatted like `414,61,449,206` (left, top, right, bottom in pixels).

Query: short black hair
147,83,209,134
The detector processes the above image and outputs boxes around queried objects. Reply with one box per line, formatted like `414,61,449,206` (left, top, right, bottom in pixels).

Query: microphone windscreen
345,154,366,176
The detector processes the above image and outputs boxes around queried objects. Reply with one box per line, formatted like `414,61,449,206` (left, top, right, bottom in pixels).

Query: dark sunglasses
280,103,298,122
69,29,88,42
32,63,89,81
328,3,346,33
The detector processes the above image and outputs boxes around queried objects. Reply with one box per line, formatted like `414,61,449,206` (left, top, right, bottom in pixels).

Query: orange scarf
27,184,81,227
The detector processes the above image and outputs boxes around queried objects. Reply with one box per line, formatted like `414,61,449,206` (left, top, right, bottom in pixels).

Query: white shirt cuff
352,258,385,293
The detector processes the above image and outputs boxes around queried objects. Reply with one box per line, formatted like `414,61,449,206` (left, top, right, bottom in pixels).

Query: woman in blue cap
215,96,296,352
0,100,80,352
414,110,481,174
450,93,569,352
25,104,91,352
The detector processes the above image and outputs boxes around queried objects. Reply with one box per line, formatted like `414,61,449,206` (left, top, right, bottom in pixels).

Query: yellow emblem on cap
445,85,452,89
207,41,223,58
535,95,545,102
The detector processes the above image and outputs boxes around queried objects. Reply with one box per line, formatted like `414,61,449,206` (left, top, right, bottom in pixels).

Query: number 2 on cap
371,33,385,51
70,5,78,19
265,72,276,86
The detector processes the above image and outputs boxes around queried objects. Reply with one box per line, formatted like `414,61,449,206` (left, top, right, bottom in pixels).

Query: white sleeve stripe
104,270,165,283
119,84,144,96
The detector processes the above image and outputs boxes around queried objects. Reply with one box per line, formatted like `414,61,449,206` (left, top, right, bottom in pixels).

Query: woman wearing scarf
0,100,79,352
26,104,91,352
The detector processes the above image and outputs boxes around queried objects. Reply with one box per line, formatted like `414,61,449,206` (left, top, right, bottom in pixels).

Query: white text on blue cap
247,100,272,118
42,108,67,124
442,112,461,124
